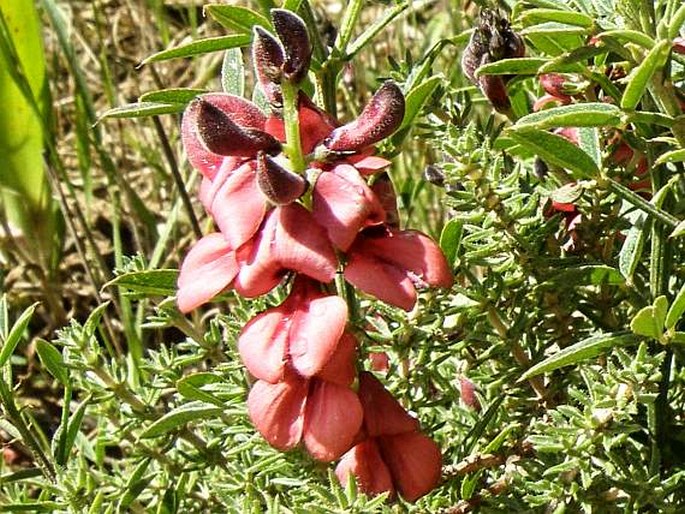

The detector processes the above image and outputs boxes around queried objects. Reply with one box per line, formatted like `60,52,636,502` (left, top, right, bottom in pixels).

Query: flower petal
247,375,307,451
312,164,385,251
273,204,338,283
177,233,238,313
288,291,348,378
335,439,395,499
238,309,289,383
378,431,442,502
209,162,269,249
358,372,419,437
344,250,416,311
302,379,363,462
316,332,358,386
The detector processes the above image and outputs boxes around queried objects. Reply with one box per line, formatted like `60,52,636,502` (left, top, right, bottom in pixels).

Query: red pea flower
335,372,442,502
344,226,453,311
248,333,362,462
238,277,348,383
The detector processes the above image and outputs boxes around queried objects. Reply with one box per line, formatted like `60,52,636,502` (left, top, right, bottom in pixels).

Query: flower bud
256,152,307,205
272,9,312,84
325,81,405,152
252,26,285,105
194,98,281,157
461,10,524,113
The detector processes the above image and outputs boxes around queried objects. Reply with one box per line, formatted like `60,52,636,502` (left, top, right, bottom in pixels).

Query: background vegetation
1,0,685,512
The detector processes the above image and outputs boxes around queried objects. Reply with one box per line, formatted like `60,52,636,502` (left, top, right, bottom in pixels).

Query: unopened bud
272,9,312,83
194,98,281,157
252,26,285,105
325,81,405,152
256,152,307,204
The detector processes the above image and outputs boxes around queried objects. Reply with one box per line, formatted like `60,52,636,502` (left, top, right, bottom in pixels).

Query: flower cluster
176,9,452,502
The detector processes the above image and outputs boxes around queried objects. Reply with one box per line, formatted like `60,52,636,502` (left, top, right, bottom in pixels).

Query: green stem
605,179,679,228
281,81,306,173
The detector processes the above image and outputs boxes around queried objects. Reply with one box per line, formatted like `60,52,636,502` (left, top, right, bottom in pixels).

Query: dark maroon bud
325,81,405,152
674,37,685,55
423,164,445,187
256,152,307,205
534,157,549,179
195,98,281,157
252,26,285,105
271,9,312,84
462,10,524,113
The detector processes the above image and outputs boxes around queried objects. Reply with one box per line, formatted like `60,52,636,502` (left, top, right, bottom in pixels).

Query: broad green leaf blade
399,75,441,132
204,4,271,33
654,296,669,331
140,402,223,438
139,88,206,104
620,40,672,110
221,48,245,96
476,57,548,77
520,332,640,379
104,270,179,297
97,102,184,122
515,103,621,129
141,34,252,65
507,127,599,178
619,212,647,281
631,305,661,339
537,44,606,74
0,302,38,368
35,340,67,385
669,3,685,39
666,282,685,330
520,8,594,27
520,22,589,38
439,218,464,268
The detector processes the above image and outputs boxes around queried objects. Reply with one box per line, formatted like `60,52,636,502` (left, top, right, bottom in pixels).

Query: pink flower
238,277,348,383
248,333,362,462
369,352,390,372
335,372,442,502
234,203,338,297
312,163,386,251
176,233,238,313
344,226,453,311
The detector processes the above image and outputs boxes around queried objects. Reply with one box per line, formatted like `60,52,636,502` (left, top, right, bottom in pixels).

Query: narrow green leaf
654,148,685,166
117,458,153,511
577,127,601,167
672,332,685,344
346,1,409,58
62,395,90,464
520,22,589,37
104,270,179,297
515,103,621,129
140,402,222,438
520,8,594,27
439,218,464,268
669,3,685,39
97,102,184,122
631,305,661,339
35,340,67,385
176,373,225,408
0,468,42,485
141,34,252,65
628,111,675,128
83,302,110,343
540,265,624,288
0,302,38,368
666,282,685,330
620,40,672,110
507,127,598,178
670,218,685,238
204,4,271,33
619,212,647,281
537,44,606,74
221,48,245,96
139,88,206,104
595,30,655,49
398,75,441,132
520,332,640,379
475,57,548,77
654,295,669,329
